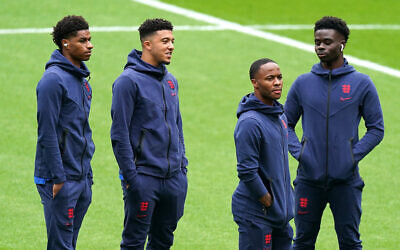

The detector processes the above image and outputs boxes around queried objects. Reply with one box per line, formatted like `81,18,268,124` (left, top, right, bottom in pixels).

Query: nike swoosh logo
340,97,352,101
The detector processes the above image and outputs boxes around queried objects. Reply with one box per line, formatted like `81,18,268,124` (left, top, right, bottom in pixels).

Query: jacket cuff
244,176,268,200
53,175,66,184
124,170,137,186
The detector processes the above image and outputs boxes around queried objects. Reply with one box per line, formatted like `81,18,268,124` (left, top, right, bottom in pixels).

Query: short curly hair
52,15,89,50
249,58,277,79
138,18,173,42
314,16,350,42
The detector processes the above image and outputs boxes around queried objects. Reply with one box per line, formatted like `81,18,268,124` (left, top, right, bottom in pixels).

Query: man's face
314,29,344,64
252,62,283,105
64,29,93,65
148,30,174,65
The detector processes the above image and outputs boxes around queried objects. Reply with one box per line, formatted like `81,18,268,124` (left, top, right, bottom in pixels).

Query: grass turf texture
0,0,399,249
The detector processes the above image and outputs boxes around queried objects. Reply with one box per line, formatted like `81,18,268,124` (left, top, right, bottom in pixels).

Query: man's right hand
259,192,273,208
53,182,64,198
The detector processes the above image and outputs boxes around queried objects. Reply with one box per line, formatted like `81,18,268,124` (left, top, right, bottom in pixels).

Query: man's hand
259,192,272,208
53,182,64,198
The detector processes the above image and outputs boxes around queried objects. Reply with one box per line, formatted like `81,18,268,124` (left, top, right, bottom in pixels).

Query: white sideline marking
0,25,227,34
2,23,400,35
133,0,400,78
249,24,400,30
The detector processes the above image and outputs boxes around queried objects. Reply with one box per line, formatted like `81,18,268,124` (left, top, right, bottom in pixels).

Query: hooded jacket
110,49,187,186
35,49,95,184
284,59,384,186
232,93,294,227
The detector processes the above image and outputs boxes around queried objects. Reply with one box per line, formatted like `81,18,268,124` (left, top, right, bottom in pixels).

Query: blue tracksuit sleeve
36,73,66,184
353,78,384,162
235,118,268,199
110,75,137,185
284,82,303,160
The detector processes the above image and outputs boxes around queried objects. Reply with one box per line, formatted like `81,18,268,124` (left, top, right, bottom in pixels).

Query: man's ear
142,40,152,50
61,38,69,49
251,79,258,89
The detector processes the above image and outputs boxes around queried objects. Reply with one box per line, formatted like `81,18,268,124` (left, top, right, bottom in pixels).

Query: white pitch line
249,24,400,30
0,25,228,35
133,0,400,78
2,24,400,35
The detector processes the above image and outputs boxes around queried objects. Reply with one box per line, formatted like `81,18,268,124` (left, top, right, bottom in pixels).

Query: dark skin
251,62,283,106
251,62,284,207
53,30,93,197
61,29,93,68
314,29,346,70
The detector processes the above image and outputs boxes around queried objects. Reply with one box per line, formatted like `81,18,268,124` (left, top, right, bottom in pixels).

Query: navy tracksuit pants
234,217,293,250
120,171,187,250
36,178,92,250
293,179,364,250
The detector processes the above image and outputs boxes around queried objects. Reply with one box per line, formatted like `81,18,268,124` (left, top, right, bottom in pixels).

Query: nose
168,41,174,50
87,41,93,49
316,43,325,51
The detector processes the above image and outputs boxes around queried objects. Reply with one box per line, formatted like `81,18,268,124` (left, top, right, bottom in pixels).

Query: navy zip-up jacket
110,49,187,186
232,93,294,227
35,49,95,184
284,59,384,186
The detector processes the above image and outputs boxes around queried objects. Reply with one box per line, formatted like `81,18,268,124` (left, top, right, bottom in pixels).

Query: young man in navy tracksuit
110,18,188,249
232,58,294,250
35,16,94,249
285,16,384,249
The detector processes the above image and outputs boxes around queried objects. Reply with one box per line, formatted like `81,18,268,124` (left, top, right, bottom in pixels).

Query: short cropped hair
52,15,89,50
138,18,173,42
314,16,350,42
249,58,277,79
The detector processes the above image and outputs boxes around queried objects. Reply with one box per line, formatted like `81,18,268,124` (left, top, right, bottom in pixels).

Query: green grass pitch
0,0,399,249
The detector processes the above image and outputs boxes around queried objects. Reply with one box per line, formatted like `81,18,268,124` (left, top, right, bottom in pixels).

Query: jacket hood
45,49,90,78
311,58,355,78
124,49,167,79
237,93,284,118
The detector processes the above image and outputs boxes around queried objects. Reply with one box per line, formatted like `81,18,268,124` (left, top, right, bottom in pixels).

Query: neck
62,51,81,68
321,56,344,70
254,92,274,106
141,50,160,67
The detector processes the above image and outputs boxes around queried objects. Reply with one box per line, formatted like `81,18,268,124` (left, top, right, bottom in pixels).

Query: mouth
272,89,282,94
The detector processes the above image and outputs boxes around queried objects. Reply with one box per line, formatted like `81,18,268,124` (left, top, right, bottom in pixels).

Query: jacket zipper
161,81,171,177
276,117,288,224
325,71,332,189
80,81,88,179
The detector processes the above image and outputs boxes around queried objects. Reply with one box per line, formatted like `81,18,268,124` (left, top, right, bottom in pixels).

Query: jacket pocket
262,183,286,225
134,129,147,163
298,136,308,162
60,128,69,158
